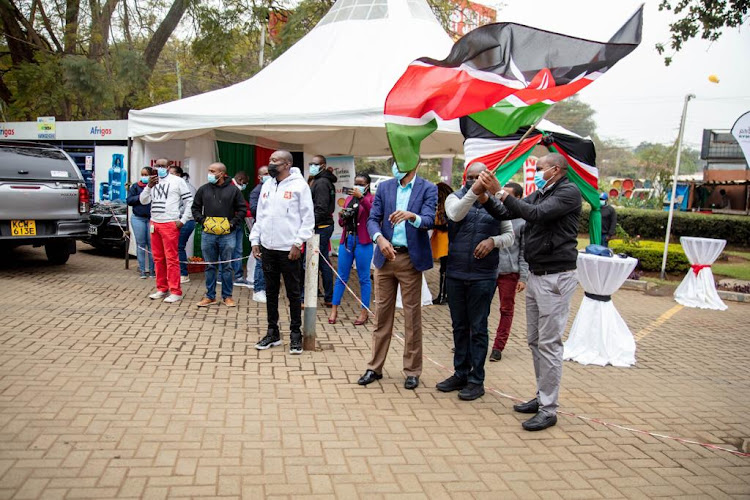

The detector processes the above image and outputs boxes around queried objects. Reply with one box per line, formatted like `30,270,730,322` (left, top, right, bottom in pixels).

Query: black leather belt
585,292,611,302
393,246,409,253
531,268,575,276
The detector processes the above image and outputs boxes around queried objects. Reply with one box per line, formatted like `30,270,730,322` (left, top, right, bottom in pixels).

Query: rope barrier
315,249,749,458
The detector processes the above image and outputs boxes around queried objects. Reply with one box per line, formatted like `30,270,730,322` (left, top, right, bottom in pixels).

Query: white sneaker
253,290,267,303
180,275,190,284
149,291,167,300
163,294,183,303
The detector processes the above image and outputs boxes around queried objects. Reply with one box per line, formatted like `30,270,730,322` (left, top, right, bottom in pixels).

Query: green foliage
546,97,598,139
656,0,749,65
609,238,690,273
580,206,750,247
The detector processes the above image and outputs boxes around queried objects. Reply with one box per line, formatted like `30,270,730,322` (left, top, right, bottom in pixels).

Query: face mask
208,173,218,184
353,185,366,195
465,179,475,190
140,176,149,184
238,183,246,191
157,167,168,178
391,163,407,181
600,200,606,207
261,175,271,184
268,163,281,178
533,170,548,189
309,164,321,176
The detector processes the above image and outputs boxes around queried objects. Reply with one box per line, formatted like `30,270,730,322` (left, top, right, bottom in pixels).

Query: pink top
338,192,374,244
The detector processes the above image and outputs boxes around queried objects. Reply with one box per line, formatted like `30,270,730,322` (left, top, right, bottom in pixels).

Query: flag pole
491,104,556,173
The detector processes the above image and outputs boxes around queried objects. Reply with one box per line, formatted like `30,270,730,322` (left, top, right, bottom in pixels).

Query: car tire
45,240,72,265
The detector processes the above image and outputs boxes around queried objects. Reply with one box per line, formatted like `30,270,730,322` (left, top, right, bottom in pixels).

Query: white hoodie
250,167,314,251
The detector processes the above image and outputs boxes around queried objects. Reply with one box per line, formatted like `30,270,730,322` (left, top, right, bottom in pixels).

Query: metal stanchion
303,234,320,351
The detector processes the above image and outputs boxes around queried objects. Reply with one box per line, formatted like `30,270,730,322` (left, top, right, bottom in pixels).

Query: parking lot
0,245,748,498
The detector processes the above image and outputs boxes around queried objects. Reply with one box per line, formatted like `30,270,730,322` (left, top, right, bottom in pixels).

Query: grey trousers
525,270,578,415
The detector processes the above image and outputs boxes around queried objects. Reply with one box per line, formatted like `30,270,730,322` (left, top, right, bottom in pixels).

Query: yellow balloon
708,74,720,83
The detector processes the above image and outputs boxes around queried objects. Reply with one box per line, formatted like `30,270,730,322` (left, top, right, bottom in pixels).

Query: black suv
0,142,90,264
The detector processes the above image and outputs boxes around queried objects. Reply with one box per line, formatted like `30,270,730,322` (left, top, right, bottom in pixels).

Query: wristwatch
494,189,507,200
293,242,303,250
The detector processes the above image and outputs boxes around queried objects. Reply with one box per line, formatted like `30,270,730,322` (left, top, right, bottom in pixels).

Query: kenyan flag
384,5,643,171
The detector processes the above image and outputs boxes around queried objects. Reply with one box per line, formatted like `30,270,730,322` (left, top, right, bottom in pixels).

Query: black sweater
191,181,247,230
310,169,337,226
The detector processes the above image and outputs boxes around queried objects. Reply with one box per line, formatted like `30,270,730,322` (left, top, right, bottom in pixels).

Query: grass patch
713,263,750,281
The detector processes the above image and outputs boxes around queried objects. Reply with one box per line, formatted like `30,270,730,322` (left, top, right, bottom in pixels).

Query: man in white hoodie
250,150,315,354
140,158,194,303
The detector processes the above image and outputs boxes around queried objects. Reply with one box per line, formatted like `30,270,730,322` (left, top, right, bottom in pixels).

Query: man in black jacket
479,153,582,431
306,154,337,306
599,193,617,246
191,162,247,308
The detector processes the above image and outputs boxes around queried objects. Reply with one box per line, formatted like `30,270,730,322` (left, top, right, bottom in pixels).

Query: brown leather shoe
197,297,218,307
223,297,236,307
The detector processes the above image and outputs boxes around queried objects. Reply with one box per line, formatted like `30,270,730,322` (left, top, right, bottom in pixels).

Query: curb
621,279,750,303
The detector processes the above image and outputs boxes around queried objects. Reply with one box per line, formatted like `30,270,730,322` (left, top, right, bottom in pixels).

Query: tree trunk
64,0,80,54
0,0,43,63
88,0,119,60
143,0,189,73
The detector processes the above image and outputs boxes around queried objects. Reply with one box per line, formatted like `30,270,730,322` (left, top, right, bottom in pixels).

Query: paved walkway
0,245,748,499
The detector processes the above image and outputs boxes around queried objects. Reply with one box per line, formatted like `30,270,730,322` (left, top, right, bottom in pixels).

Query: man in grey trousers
479,153,582,431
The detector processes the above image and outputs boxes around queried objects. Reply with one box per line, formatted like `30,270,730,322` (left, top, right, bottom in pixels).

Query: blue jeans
178,220,196,276
253,258,265,292
232,225,246,280
201,231,236,300
131,215,154,274
332,235,373,308
446,277,496,385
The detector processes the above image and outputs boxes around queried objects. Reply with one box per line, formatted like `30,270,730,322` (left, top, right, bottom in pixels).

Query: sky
478,0,750,148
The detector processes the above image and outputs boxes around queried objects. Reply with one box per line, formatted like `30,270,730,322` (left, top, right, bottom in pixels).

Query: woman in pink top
328,173,374,325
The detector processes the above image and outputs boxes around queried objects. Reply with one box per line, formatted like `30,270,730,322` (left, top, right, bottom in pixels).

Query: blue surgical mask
465,180,475,190
261,175,271,184
309,164,321,176
207,173,218,184
238,183,246,191
353,185,366,195
391,163,407,181
533,170,547,189
600,200,606,207
140,176,149,184
157,167,168,178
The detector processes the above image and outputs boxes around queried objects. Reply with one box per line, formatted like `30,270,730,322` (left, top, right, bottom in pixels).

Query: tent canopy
129,0,465,156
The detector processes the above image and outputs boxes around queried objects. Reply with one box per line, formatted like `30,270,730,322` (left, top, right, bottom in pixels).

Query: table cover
563,252,639,367
674,237,727,310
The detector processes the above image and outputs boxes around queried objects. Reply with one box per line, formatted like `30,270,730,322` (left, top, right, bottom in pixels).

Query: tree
545,97,598,139
656,0,750,65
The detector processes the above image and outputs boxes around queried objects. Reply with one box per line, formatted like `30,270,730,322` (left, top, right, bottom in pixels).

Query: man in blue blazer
357,163,437,390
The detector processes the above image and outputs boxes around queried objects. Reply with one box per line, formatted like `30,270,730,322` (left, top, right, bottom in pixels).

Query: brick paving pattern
1,244,748,498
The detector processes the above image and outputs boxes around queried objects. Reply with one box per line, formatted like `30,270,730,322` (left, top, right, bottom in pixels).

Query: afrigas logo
90,126,112,137
0,127,15,137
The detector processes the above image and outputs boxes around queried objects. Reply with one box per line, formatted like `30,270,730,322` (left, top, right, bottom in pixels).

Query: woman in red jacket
328,173,374,325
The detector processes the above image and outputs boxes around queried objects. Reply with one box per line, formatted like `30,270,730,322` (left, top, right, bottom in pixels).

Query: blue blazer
367,177,437,272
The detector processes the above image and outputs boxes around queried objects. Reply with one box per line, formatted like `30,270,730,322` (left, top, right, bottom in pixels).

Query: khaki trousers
367,252,423,377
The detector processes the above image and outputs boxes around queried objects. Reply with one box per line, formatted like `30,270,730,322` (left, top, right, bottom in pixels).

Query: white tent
128,0,464,158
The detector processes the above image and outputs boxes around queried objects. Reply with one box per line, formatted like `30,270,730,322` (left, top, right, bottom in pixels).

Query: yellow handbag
203,216,231,235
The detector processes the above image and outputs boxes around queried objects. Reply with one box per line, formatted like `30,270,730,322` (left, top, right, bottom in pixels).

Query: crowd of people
131,150,592,431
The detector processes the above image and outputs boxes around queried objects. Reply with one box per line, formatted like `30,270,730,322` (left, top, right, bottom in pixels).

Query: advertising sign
94,146,129,203
524,156,538,197
37,116,56,139
731,111,750,166
324,156,356,250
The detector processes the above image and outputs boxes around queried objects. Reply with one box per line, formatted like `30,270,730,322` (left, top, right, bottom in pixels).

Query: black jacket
447,187,506,281
501,176,582,274
310,169,337,227
249,183,262,217
126,182,150,218
191,181,247,230
600,204,617,240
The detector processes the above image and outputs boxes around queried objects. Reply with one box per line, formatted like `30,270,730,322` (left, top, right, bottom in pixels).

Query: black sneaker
289,338,303,355
436,375,467,392
458,383,485,401
489,349,502,362
255,331,281,350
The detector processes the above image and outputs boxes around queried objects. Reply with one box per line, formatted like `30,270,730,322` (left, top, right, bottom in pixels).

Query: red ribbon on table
691,264,711,276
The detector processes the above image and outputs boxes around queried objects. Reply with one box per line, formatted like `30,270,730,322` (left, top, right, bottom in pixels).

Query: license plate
11,220,36,236
88,224,98,235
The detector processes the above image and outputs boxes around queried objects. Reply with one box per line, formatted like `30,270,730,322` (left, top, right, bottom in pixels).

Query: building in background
449,0,496,38
696,129,749,213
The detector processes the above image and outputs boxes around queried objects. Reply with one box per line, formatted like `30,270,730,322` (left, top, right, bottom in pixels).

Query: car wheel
45,240,72,265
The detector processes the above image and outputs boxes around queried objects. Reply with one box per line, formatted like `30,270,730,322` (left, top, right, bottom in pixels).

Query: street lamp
660,93,695,280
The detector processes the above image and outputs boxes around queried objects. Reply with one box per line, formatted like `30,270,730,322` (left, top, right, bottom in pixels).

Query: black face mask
268,163,281,178
465,180,475,190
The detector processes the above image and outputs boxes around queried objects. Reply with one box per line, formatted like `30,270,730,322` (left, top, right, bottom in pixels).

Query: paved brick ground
0,244,748,499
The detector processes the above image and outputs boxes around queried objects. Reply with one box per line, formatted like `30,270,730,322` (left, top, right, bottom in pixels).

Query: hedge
608,239,690,273
580,207,750,247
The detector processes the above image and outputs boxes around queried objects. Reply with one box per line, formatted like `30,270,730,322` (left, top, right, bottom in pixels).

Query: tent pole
660,94,694,280
125,136,132,270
